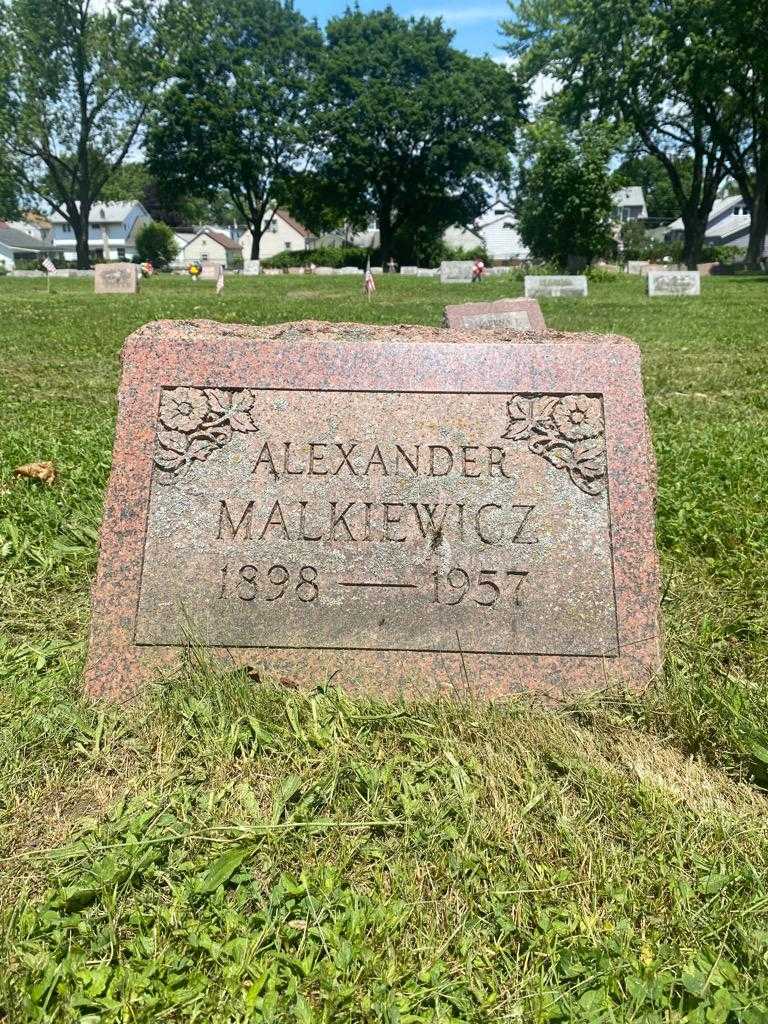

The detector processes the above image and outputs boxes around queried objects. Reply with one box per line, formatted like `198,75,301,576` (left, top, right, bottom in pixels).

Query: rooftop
612,186,646,208
48,201,147,225
0,224,50,251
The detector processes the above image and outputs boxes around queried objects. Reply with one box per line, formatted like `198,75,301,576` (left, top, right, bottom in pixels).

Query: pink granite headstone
94,262,139,294
85,319,661,700
444,298,546,333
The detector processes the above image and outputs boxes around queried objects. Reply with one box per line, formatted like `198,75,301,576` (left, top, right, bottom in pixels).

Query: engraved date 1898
220,563,320,603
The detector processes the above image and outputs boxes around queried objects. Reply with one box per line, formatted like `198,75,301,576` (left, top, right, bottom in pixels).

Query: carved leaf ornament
154,387,258,484
503,394,607,495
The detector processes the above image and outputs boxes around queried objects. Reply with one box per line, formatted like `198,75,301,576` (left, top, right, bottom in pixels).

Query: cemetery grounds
1,271,767,1021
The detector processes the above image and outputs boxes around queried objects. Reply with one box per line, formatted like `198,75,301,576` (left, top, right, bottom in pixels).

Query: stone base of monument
443,298,546,333
85,319,661,701
242,260,260,275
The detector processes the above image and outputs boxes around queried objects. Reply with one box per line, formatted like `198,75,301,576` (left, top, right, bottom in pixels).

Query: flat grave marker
444,298,546,333
94,262,139,294
524,275,588,298
86,319,661,700
647,270,701,296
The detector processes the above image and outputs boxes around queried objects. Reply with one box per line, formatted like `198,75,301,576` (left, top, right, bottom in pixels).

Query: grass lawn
1,271,768,1022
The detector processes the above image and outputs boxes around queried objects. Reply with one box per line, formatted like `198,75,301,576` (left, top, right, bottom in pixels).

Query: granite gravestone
626,261,650,276
94,262,139,294
243,260,260,276
86,320,661,700
525,275,588,298
400,266,419,276
440,261,474,284
444,298,546,333
647,270,701,296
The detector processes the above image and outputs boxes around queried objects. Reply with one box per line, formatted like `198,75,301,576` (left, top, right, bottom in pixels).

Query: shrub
263,246,378,270
136,221,179,268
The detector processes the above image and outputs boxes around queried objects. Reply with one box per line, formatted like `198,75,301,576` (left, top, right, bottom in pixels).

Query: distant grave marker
440,261,474,284
94,262,139,294
86,319,661,700
444,298,546,332
626,261,650,275
524,275,588,298
647,270,701,296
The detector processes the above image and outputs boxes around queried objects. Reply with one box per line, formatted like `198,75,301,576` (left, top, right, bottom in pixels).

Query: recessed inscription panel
461,312,532,330
135,388,618,656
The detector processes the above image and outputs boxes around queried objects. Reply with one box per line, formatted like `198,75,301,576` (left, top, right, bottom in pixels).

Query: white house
178,228,243,268
612,187,648,222
48,201,151,262
664,194,767,255
444,202,529,261
239,209,312,260
0,221,53,270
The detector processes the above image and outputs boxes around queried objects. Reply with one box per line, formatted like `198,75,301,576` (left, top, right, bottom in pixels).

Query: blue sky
295,0,512,58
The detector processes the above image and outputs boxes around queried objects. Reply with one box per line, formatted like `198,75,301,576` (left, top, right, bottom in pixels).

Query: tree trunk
681,212,708,269
73,207,91,270
378,202,393,266
249,228,261,260
746,177,768,270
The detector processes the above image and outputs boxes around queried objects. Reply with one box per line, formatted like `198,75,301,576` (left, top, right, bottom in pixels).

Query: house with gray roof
663,194,766,255
0,221,53,271
612,187,648,222
48,201,151,263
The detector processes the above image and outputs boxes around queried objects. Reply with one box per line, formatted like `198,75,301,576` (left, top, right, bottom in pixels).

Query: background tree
0,0,166,268
147,0,322,260
135,220,178,267
313,8,523,265
698,0,768,269
612,152,692,226
515,118,615,268
0,154,23,219
504,0,729,267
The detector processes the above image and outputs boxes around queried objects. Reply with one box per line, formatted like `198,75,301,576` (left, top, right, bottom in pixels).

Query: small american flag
216,265,224,294
42,257,56,274
363,258,376,296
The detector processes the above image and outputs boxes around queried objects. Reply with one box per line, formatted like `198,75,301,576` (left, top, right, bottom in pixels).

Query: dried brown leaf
13,461,57,486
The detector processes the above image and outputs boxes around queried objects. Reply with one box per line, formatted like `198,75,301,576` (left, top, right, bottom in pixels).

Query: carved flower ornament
153,387,258,484
503,394,607,496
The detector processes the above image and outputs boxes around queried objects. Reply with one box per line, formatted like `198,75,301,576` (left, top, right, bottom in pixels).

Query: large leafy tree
0,0,166,268
504,0,729,267
516,118,615,267
698,0,768,269
613,152,692,226
0,151,23,219
313,8,523,265
147,0,322,260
